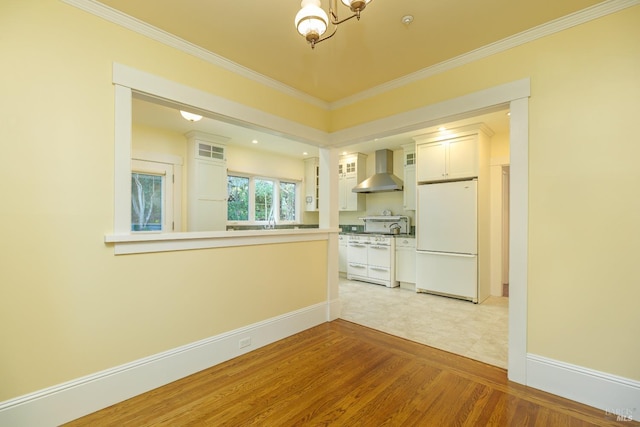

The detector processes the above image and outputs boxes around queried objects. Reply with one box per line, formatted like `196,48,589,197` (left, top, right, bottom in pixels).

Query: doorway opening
338,111,512,369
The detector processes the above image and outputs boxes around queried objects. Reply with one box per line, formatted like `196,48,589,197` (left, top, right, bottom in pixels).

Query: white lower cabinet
395,237,416,286
338,234,348,274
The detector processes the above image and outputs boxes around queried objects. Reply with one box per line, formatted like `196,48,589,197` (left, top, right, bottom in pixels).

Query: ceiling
98,0,603,102
104,0,605,158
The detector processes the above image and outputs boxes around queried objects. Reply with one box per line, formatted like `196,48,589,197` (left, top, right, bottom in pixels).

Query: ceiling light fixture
179,110,203,122
295,0,372,49
401,15,414,26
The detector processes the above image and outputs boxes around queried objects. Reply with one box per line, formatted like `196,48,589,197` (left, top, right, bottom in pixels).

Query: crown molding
62,0,639,112
60,0,330,110
330,0,640,109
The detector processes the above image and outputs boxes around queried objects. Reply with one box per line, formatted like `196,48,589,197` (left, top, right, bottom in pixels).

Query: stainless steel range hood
352,149,403,193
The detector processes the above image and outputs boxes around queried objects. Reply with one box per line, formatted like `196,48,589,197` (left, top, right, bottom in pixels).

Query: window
131,172,163,231
279,181,296,221
255,178,274,221
227,176,249,221
131,158,180,232
227,174,300,224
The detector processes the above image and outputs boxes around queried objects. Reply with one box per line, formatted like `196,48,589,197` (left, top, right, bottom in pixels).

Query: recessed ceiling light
439,127,446,132
401,15,414,26
252,139,258,144
303,152,308,156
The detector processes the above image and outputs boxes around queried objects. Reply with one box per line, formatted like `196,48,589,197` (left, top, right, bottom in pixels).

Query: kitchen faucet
264,209,277,229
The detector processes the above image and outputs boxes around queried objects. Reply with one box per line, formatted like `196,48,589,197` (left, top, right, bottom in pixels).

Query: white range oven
346,216,408,288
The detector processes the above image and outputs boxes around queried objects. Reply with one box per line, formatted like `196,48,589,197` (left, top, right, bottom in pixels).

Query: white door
417,180,477,254
416,252,478,302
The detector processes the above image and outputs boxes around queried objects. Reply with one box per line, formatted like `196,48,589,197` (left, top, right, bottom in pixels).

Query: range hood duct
352,149,404,193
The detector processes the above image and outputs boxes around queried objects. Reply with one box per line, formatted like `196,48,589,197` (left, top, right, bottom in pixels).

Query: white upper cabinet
416,134,478,183
186,131,229,231
339,153,367,211
402,144,416,211
447,136,479,179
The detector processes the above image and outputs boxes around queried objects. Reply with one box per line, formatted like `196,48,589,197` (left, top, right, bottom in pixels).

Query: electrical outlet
239,337,251,349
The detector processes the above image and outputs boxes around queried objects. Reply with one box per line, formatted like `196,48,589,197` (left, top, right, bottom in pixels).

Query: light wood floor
66,320,634,426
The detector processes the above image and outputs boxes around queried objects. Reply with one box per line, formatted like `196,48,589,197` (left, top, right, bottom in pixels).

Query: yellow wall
1,0,639,403
0,0,328,400
490,132,510,160
226,146,305,182
133,124,187,160
332,7,640,380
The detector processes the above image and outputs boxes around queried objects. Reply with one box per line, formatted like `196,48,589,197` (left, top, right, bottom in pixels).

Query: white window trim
277,178,302,224
131,160,173,232
108,64,338,256
131,151,183,233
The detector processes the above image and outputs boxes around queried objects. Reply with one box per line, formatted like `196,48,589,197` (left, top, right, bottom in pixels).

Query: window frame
131,160,171,233
131,151,183,233
227,172,301,226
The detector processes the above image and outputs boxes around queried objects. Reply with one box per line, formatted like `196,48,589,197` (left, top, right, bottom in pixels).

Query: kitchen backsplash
339,190,415,227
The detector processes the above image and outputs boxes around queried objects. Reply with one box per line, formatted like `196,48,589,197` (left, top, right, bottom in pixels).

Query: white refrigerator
416,179,478,302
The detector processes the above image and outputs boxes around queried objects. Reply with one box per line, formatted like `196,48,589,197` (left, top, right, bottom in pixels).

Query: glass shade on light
295,0,328,40
341,0,371,12
179,110,203,122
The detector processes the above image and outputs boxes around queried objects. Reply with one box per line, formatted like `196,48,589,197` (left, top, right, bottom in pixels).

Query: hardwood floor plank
65,320,638,426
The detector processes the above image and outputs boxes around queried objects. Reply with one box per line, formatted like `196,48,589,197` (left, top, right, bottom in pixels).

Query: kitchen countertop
339,232,415,238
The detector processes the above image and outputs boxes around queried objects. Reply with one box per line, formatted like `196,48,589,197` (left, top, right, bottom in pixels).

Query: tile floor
339,277,509,368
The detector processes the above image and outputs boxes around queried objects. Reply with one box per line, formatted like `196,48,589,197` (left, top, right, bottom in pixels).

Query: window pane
255,179,274,221
227,175,249,221
279,181,296,221
131,173,163,231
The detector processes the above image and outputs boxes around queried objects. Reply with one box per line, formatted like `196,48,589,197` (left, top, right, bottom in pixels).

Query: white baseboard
527,354,640,420
0,302,328,427
328,297,341,321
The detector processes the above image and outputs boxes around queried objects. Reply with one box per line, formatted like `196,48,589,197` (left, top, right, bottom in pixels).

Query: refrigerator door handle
417,251,476,258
